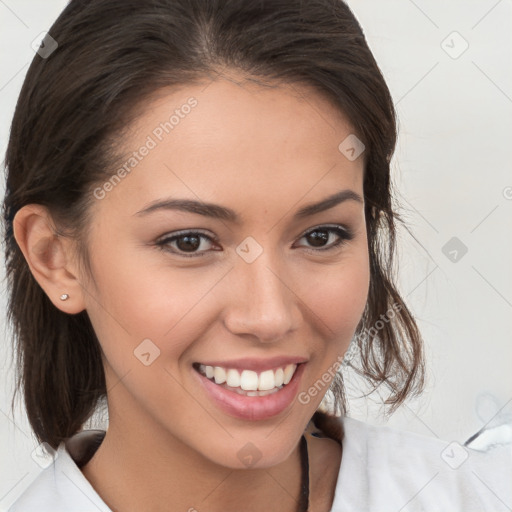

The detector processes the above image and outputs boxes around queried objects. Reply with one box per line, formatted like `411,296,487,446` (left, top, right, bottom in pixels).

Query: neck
81,404,306,512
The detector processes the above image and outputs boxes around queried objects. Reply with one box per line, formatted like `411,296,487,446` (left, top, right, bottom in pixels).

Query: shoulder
6,430,111,512
322,414,512,512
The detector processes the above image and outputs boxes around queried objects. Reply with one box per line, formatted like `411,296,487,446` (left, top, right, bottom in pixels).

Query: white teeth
226,368,240,388
197,363,299,392
214,366,226,384
240,370,259,391
258,369,276,391
283,364,296,385
274,368,284,387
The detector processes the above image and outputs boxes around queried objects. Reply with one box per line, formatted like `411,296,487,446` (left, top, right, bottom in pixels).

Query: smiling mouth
192,362,299,397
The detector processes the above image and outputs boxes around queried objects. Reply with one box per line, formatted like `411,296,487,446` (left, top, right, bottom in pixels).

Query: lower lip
193,364,306,421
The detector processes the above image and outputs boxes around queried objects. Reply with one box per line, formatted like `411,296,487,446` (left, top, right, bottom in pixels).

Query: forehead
97,76,364,217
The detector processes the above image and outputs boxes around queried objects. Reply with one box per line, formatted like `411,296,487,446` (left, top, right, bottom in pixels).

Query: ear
12,204,87,314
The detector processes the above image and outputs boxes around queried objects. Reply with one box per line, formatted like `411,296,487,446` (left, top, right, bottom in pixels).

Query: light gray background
1,0,511,508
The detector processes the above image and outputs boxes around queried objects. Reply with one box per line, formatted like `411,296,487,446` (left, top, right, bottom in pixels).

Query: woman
3,1,510,511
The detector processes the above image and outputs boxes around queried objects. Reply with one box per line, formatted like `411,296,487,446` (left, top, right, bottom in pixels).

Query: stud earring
60,293,70,301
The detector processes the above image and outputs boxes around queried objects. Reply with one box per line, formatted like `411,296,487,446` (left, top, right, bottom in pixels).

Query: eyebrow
133,189,363,222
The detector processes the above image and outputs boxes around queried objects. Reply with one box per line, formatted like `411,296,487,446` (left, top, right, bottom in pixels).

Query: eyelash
155,225,355,259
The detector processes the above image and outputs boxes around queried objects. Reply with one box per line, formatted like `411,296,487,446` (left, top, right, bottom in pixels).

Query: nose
222,249,301,344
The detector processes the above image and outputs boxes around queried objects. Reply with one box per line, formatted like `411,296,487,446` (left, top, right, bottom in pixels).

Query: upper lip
195,356,308,372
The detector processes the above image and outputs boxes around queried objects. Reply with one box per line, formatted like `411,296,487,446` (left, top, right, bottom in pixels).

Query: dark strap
298,434,309,512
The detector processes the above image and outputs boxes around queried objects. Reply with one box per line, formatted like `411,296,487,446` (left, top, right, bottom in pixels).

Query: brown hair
2,0,425,450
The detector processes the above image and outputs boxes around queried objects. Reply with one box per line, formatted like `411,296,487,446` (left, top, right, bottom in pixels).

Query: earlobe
12,204,87,314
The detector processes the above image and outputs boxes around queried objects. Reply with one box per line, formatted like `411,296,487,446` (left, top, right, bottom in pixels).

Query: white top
6,416,512,512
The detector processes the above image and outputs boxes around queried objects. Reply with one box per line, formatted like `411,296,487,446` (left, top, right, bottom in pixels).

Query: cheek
84,244,234,384
82,248,178,362
86,242,205,336
83,252,216,419
301,251,370,343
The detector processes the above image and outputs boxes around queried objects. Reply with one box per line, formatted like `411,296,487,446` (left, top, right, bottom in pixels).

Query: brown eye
155,231,217,258
295,225,354,252
305,229,330,247
175,234,201,252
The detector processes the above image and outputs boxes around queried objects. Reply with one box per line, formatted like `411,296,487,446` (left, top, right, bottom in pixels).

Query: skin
13,72,369,512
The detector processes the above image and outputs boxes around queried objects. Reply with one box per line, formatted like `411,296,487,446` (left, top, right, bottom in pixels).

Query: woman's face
81,76,369,468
